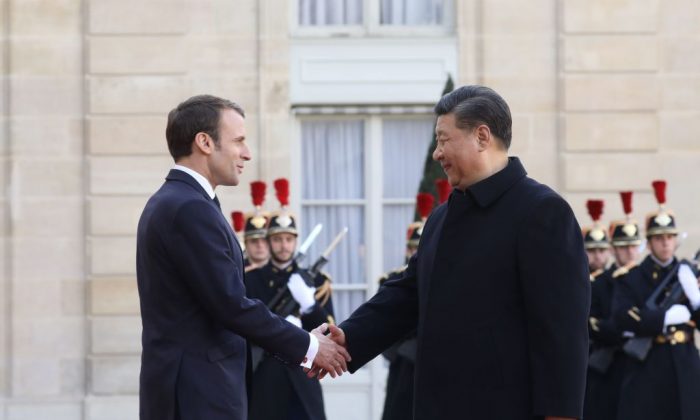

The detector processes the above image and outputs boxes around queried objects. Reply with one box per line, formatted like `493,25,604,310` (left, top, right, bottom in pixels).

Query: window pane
380,0,449,25
299,0,363,26
302,120,365,200
382,204,414,272
301,205,366,286
382,118,434,199
330,290,366,324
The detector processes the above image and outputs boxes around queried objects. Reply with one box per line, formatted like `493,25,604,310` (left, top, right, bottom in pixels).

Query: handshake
306,323,351,380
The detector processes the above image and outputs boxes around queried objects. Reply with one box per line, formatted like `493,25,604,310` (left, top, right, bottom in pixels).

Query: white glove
664,304,691,328
287,273,316,313
678,264,700,310
284,314,302,328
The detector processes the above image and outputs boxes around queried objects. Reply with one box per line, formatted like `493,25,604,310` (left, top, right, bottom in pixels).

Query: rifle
269,227,348,318
622,259,696,361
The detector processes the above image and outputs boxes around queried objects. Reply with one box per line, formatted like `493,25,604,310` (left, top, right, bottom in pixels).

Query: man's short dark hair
434,85,512,150
166,94,245,161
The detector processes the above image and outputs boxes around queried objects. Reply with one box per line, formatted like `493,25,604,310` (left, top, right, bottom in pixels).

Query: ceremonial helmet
267,178,298,237
244,181,269,240
582,199,610,249
609,191,642,246
645,180,678,237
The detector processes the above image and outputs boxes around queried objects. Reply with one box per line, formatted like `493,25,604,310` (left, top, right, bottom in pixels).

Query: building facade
1,0,699,418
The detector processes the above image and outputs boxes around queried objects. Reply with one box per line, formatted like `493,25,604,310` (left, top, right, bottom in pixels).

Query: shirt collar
458,156,527,208
172,164,215,199
650,253,675,268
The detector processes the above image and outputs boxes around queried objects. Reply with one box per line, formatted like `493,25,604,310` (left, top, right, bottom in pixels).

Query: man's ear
475,125,492,151
193,132,213,155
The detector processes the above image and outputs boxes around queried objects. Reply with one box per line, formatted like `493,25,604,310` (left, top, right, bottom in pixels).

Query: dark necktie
213,195,221,210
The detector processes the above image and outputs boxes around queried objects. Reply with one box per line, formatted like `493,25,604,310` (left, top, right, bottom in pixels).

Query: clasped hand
305,323,351,380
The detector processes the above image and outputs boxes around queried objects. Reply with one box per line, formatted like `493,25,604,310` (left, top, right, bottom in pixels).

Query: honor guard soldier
244,180,270,271
380,191,436,420
245,178,334,420
583,199,611,279
584,191,641,420
612,180,700,420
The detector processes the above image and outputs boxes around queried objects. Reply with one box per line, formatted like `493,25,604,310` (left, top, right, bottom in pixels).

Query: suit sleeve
338,254,420,372
516,194,590,419
168,200,309,364
612,274,665,336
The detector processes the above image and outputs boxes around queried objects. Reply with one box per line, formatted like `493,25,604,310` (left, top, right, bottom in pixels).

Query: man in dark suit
136,95,350,420
311,86,590,420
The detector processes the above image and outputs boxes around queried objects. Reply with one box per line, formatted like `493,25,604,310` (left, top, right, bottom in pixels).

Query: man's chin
272,255,293,264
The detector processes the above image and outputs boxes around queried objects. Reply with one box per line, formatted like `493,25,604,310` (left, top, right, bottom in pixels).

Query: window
293,0,454,35
298,115,434,323
380,0,449,25
298,0,364,26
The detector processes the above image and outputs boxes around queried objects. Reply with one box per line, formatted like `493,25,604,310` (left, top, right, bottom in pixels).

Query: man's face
433,113,481,189
649,234,677,262
245,237,269,264
613,244,640,267
269,233,297,264
586,247,609,272
208,109,251,188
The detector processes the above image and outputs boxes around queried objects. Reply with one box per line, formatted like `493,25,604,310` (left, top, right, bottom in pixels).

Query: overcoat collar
451,156,527,208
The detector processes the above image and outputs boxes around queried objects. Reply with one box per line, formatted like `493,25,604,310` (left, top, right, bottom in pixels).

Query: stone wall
2,0,86,418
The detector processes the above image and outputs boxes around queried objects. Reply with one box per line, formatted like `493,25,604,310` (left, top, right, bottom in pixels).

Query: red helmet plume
416,193,435,220
273,178,290,206
231,211,245,232
586,199,604,222
620,191,633,216
250,181,266,207
652,180,666,205
435,178,451,204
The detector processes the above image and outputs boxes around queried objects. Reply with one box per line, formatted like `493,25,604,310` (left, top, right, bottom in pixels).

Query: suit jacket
339,157,590,420
136,169,310,420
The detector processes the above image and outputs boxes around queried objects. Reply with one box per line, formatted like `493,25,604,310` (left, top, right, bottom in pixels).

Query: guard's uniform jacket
244,261,334,420
584,263,636,420
612,256,700,420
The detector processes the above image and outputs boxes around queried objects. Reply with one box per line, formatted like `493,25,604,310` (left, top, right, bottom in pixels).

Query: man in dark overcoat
311,85,591,420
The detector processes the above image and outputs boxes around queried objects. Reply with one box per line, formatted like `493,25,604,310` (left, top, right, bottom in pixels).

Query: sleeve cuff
301,332,319,369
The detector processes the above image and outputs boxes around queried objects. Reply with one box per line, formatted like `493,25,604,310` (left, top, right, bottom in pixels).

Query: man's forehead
435,114,455,131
